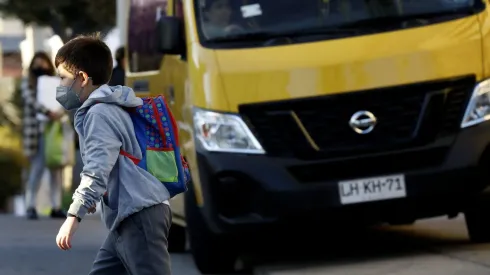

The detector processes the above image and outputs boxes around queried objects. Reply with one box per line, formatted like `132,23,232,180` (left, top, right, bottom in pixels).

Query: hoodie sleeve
67,111,122,219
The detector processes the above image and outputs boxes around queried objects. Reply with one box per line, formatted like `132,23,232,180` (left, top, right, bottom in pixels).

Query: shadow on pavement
238,217,475,273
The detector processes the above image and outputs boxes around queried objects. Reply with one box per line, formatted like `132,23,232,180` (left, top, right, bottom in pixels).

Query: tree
0,0,116,42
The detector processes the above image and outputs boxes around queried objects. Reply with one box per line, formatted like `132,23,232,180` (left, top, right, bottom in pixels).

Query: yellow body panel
479,1,490,76
191,15,483,111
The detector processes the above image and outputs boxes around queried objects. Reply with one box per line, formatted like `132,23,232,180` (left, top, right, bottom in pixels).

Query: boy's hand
87,204,97,214
56,216,80,250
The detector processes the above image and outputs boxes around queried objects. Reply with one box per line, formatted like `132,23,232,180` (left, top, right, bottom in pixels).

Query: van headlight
461,79,490,128
193,108,265,154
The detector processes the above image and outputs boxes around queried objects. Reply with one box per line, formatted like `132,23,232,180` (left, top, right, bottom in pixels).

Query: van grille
288,147,448,183
239,76,475,159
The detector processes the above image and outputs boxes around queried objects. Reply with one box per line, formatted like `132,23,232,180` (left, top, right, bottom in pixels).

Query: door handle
166,85,175,105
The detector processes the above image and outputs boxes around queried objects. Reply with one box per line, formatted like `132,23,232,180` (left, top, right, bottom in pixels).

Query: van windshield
195,0,481,47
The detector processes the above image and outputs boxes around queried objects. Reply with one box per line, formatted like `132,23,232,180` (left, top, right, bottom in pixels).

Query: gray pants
89,203,172,275
25,136,63,209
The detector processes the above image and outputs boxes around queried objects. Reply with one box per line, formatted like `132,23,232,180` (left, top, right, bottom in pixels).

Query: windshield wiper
207,31,282,43
280,25,361,37
339,8,477,29
207,26,360,43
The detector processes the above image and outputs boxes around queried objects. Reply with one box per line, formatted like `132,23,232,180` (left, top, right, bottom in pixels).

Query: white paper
240,3,262,18
36,76,63,121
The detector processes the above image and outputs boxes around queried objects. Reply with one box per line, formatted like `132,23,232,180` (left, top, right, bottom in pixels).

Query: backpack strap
120,149,140,165
162,96,179,146
149,97,168,148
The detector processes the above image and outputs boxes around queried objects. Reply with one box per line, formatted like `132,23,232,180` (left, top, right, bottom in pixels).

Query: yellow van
126,0,490,273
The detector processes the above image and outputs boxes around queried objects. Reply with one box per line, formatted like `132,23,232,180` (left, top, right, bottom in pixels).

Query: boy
54,34,172,275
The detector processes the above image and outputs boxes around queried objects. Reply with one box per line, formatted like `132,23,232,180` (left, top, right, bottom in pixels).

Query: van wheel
168,224,187,252
185,182,238,274
464,195,490,243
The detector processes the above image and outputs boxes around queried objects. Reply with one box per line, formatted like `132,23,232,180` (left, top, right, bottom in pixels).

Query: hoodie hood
80,84,143,110
74,85,143,132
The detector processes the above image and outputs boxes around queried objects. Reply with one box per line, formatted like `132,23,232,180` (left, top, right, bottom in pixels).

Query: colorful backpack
119,95,190,198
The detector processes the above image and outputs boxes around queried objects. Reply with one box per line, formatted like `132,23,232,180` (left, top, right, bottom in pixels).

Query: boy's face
57,63,95,103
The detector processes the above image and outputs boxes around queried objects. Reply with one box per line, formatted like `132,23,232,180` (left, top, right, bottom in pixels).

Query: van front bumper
194,122,490,235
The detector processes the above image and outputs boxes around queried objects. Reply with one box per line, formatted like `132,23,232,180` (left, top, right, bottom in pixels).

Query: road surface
0,215,200,275
257,216,490,275
1,214,490,274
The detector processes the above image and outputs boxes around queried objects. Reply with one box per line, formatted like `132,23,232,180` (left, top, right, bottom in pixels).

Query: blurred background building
0,17,24,77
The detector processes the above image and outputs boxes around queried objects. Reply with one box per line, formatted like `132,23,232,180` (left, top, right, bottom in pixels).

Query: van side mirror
156,16,186,56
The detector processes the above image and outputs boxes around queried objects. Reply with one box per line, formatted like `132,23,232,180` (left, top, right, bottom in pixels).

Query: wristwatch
68,213,81,223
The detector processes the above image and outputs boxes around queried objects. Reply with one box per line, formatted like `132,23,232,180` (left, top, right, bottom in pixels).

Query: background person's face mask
56,76,84,110
31,67,50,77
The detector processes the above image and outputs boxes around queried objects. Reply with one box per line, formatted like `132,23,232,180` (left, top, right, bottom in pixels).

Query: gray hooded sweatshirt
68,85,170,231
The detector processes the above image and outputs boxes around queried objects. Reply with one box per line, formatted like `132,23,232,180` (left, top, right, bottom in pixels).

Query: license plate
338,174,406,205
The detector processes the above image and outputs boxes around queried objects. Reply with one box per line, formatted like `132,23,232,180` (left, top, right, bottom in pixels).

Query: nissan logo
349,110,377,134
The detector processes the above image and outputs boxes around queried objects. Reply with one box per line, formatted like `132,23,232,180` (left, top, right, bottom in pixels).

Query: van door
125,0,172,98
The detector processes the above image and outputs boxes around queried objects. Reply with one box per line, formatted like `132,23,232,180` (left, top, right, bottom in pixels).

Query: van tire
168,224,187,252
185,182,237,274
464,195,490,243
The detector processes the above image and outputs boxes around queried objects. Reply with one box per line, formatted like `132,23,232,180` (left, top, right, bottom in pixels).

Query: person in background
202,0,243,38
22,52,67,220
108,46,125,86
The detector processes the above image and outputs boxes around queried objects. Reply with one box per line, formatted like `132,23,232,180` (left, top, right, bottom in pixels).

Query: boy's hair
55,33,113,85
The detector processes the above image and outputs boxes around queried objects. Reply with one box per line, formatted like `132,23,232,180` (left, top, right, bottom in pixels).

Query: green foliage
0,78,26,211
0,0,116,42
0,127,26,211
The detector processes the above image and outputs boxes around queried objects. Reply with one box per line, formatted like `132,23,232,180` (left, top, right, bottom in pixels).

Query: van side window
127,0,168,73
175,0,183,18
